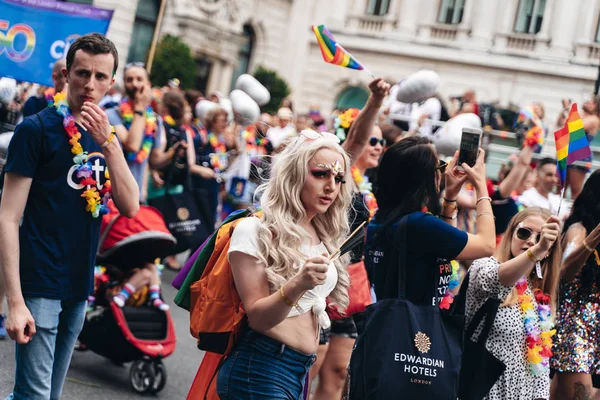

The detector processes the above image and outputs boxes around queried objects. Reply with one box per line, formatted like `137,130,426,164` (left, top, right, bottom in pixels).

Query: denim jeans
5,297,87,400
217,329,317,400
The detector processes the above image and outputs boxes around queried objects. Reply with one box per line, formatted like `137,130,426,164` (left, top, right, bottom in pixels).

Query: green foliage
252,66,291,114
151,34,196,89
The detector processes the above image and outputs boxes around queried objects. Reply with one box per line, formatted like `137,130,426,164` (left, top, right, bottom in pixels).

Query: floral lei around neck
120,99,156,164
516,276,555,376
44,87,55,106
351,167,377,220
54,92,111,218
207,130,228,172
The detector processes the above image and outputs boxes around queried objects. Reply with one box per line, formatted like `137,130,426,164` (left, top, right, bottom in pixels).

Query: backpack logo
177,207,190,221
414,332,431,354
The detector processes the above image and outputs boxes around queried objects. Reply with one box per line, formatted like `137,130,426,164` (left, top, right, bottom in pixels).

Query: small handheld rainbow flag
554,103,592,185
312,25,373,76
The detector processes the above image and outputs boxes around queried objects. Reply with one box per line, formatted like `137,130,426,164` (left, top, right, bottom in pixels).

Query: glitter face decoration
316,160,343,175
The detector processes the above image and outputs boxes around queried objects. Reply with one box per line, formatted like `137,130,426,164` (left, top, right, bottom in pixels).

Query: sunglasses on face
515,225,541,243
436,159,448,174
124,61,145,70
369,137,386,147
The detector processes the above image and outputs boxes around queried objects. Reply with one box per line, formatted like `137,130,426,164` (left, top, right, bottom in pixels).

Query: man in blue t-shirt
0,34,139,400
22,59,67,118
106,63,180,202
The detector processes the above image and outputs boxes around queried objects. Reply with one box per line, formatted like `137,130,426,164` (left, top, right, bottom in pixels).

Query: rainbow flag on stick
312,25,374,77
554,103,592,185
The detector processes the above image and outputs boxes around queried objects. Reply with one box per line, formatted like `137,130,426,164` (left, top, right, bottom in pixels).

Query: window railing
345,15,397,35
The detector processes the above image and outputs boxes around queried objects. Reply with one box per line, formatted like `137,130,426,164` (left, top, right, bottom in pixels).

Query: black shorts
319,314,361,345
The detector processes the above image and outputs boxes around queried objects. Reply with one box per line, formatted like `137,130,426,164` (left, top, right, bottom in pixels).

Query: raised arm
80,102,139,216
114,83,152,153
0,173,36,344
561,222,600,281
497,146,533,199
343,78,390,164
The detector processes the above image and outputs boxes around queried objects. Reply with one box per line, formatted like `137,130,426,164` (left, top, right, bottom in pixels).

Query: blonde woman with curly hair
216,129,353,400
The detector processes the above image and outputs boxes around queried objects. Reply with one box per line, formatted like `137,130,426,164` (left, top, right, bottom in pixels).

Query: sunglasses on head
436,159,448,174
125,61,145,70
369,137,386,147
299,129,341,144
515,225,541,243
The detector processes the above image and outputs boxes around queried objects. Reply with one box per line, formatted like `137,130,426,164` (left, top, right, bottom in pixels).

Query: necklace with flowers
351,167,377,220
334,108,360,142
207,131,228,172
120,99,156,164
44,87,55,107
242,126,270,163
53,92,111,218
516,276,555,376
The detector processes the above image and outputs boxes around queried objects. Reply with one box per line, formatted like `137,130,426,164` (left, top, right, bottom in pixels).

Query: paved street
0,266,204,399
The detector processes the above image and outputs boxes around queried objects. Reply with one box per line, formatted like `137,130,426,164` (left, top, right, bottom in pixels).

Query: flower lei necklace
120,99,156,164
54,92,111,218
44,87,55,106
207,131,228,172
516,276,555,376
351,167,377,220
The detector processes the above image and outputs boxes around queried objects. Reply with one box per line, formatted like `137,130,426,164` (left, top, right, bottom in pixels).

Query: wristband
476,196,492,205
442,200,458,210
101,132,116,148
526,248,539,263
440,213,457,220
134,109,145,116
280,286,296,307
443,198,457,203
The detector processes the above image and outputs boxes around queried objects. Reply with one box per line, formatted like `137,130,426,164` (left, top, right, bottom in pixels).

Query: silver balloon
433,113,482,158
235,74,270,106
0,78,17,105
395,70,440,104
195,100,218,123
230,89,260,125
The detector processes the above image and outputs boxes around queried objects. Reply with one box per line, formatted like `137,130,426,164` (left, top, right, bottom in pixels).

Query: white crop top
228,217,338,329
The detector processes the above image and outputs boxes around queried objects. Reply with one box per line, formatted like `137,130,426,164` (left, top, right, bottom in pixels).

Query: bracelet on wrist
476,196,492,205
101,131,117,149
280,286,296,307
526,248,539,263
440,213,457,220
443,197,457,203
475,212,495,220
583,240,595,253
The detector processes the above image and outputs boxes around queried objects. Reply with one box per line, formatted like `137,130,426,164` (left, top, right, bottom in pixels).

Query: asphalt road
0,266,205,399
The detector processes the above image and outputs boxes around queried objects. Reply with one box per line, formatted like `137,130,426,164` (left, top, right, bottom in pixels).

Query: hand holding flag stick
312,25,376,79
554,103,592,215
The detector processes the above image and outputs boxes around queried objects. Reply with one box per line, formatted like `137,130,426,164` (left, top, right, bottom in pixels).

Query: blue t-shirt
4,107,107,300
22,95,48,118
365,211,468,306
106,106,161,197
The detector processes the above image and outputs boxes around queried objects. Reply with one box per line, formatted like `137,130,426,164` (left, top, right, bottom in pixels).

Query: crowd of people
0,32,599,400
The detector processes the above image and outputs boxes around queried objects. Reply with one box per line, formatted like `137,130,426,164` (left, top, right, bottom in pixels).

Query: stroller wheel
148,361,167,394
130,359,155,394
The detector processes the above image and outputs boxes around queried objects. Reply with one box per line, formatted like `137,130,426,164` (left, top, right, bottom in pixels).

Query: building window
438,0,465,24
514,0,546,34
336,86,369,110
230,25,255,90
596,15,600,42
127,0,161,64
366,0,390,16
196,56,213,95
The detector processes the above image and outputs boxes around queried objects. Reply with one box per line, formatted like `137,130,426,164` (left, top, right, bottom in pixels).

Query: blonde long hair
496,208,562,315
254,136,353,310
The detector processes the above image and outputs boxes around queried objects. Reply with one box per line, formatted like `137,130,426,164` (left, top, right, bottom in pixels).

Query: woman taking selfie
466,208,561,400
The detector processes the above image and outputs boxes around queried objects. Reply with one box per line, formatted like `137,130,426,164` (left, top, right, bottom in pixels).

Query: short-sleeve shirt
365,211,468,306
106,107,162,196
4,107,108,300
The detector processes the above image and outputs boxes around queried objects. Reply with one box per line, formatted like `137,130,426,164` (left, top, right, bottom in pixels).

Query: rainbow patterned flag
554,103,592,184
312,25,364,71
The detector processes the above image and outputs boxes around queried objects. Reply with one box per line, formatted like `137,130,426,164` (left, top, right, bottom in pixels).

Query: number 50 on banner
0,20,35,62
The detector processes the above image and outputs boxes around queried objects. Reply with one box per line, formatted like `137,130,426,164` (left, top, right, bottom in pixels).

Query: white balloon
433,113,482,158
235,74,270,106
395,70,440,104
229,89,260,125
0,78,17,105
220,98,234,122
195,100,218,122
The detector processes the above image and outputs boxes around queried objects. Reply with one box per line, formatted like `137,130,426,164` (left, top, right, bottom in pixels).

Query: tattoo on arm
573,382,592,400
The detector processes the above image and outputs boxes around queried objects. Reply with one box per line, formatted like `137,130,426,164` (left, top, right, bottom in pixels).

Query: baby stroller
78,203,178,394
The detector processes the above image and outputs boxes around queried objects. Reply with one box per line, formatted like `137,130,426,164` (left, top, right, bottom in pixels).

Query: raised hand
80,102,112,146
368,78,391,105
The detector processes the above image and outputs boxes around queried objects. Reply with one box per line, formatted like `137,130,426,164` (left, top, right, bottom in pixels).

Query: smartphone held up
457,127,482,170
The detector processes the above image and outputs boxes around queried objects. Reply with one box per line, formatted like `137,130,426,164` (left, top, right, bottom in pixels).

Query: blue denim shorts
217,329,317,400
